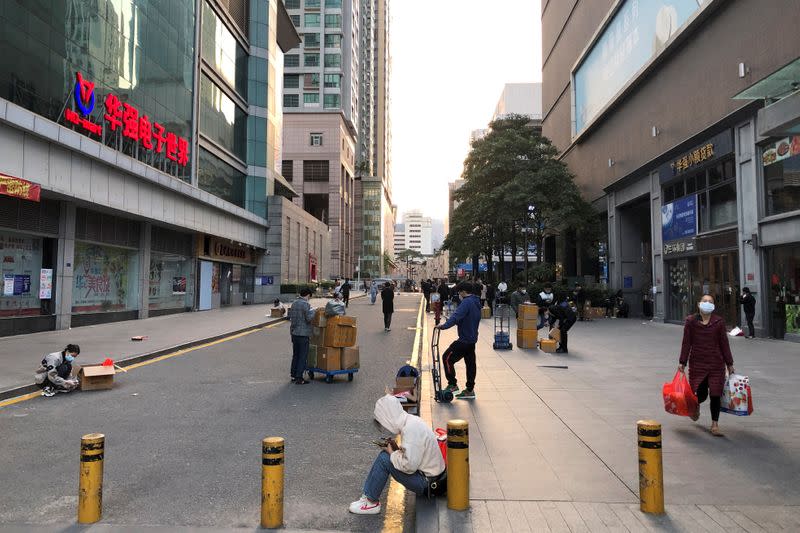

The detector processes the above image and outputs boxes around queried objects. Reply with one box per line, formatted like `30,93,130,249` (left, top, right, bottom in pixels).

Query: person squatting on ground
547,303,577,354
678,294,735,436
740,287,756,338
288,288,316,385
381,282,395,331
349,395,446,514
436,281,482,399
270,298,286,317
35,344,81,396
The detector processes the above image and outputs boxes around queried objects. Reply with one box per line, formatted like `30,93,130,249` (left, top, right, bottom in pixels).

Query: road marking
382,296,424,533
0,320,286,409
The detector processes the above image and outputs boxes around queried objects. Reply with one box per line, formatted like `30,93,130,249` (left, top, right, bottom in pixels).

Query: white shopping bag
728,327,743,337
721,373,753,416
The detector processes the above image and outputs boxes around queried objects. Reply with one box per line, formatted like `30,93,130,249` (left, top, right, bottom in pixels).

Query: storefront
149,226,196,316
660,130,741,326
196,236,258,309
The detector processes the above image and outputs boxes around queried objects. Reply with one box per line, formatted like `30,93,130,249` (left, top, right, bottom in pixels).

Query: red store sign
64,72,189,167
0,173,41,202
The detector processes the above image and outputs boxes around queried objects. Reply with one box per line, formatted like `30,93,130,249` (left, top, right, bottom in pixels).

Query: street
0,294,423,531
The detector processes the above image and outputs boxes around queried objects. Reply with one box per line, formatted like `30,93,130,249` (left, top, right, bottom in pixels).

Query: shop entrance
219,263,233,306
666,250,739,326
617,198,653,317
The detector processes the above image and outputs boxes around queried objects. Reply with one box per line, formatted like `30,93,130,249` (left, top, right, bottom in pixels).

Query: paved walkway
0,296,352,397
416,313,800,532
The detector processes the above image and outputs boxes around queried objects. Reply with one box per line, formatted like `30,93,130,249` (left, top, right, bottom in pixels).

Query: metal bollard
637,420,664,514
261,437,285,528
78,433,105,524
446,419,469,511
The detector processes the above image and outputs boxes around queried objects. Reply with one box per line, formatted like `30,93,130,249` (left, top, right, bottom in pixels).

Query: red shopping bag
662,371,698,417
435,428,447,465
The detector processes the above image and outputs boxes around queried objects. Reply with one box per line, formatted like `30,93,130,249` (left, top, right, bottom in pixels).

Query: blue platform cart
492,303,513,350
306,367,358,383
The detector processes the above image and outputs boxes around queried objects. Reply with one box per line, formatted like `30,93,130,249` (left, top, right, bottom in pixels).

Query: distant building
492,83,543,121
470,129,487,144
396,210,433,256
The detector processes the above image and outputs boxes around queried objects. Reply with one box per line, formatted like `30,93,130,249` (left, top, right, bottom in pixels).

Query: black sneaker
295,379,310,385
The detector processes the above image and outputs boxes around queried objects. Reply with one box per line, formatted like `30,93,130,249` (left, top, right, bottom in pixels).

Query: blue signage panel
573,0,706,134
456,263,488,273
661,195,697,242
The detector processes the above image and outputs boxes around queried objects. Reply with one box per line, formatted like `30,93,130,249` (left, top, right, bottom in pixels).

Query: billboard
661,195,697,242
573,0,710,134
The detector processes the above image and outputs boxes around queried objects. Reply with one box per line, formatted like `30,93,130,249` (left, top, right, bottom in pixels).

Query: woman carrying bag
678,294,735,436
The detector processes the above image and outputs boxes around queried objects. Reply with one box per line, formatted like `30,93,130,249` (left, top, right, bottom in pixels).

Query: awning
269,167,298,198
277,1,301,53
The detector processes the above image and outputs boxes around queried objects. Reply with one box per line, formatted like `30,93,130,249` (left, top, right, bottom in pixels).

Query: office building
492,83,543,121
395,210,432,256
542,0,800,340
0,0,330,336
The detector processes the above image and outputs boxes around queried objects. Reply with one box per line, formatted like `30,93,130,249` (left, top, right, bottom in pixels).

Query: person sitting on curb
270,298,286,317
35,344,81,397
436,281,482,399
349,394,446,515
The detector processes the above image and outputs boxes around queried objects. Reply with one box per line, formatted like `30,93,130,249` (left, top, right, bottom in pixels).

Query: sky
390,0,542,223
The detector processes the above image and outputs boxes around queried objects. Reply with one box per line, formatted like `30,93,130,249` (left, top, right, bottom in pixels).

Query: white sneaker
41,387,55,397
349,496,381,515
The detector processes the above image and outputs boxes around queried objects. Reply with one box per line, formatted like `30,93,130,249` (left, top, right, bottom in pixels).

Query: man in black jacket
740,287,756,338
547,303,577,354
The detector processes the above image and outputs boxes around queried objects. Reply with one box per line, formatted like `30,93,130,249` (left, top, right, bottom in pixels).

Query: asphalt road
0,294,423,531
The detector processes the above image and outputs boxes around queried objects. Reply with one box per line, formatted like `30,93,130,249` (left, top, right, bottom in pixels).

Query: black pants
384,312,393,329
343,293,350,308
37,363,73,390
424,294,431,312
552,317,576,352
695,377,721,422
290,335,309,379
443,340,476,390
745,312,755,337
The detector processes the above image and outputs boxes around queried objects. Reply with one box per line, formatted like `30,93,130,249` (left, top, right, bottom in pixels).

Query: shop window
767,244,800,339
72,242,140,314
763,137,800,216
708,182,737,229
0,231,49,318
708,163,725,186
685,175,698,195
149,253,194,311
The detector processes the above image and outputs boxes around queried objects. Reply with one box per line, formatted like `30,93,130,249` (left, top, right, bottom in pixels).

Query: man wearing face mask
537,284,555,328
34,344,80,396
678,294,735,436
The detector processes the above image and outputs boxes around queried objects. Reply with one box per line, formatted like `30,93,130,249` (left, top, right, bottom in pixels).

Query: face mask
698,302,715,314
65,354,75,363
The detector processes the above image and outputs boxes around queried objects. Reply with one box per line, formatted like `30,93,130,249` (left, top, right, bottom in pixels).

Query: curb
0,317,287,403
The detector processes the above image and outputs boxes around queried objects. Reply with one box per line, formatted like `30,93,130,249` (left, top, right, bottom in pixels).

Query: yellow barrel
637,420,664,514
446,419,469,511
78,433,105,524
261,437,285,528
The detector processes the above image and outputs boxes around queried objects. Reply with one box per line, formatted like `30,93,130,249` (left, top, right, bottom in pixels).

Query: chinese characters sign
670,144,715,174
0,173,41,202
64,72,189,167
661,195,697,242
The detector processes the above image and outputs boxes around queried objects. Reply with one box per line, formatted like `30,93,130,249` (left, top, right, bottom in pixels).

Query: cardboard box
516,329,538,349
540,339,558,353
270,308,286,318
316,347,342,371
323,315,357,347
312,308,328,327
311,326,325,347
481,306,491,319
341,346,360,369
78,363,115,391
307,344,318,368
590,307,607,319
549,328,561,343
518,304,539,320
517,318,539,331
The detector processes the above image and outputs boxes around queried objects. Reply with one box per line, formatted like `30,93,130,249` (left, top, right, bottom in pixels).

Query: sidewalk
0,296,346,399
416,313,800,532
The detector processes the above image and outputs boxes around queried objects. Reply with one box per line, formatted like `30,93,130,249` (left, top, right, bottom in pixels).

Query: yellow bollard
78,433,105,524
637,420,664,514
446,419,469,511
261,437,285,529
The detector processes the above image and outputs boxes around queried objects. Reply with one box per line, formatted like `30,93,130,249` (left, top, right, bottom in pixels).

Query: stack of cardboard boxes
481,306,491,319
309,310,359,371
516,303,539,349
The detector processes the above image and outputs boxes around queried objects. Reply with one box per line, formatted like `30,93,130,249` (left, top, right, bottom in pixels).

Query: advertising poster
3,275,14,296
72,243,137,313
39,268,53,299
662,195,697,242
172,277,187,295
574,0,709,133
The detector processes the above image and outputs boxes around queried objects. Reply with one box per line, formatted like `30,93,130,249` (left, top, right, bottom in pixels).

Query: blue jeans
291,335,309,379
363,451,429,501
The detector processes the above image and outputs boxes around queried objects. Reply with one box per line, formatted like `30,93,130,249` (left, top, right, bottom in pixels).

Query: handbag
662,370,698,417
721,373,753,416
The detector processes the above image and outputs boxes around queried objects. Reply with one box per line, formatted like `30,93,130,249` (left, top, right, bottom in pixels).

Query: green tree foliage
442,115,599,282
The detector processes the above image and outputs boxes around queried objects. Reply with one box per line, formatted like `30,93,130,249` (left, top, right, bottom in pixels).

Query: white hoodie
373,395,445,476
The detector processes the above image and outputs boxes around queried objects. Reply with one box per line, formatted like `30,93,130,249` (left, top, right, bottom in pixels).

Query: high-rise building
492,83,543,121
542,1,800,338
0,0,327,336
396,210,433,256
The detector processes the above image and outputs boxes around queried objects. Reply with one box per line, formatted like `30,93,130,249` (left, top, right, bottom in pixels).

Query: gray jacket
34,351,78,390
288,297,315,337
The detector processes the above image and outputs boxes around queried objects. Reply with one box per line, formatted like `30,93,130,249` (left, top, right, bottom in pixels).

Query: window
290,14,300,26
310,133,323,146
284,75,300,89
304,13,321,26
326,0,342,7
198,148,246,208
323,94,340,108
283,94,299,107
304,53,320,67
304,33,320,47
303,93,320,104
303,161,330,181
199,75,247,160
285,54,300,67
201,3,247,98
763,137,800,216
304,73,320,89
285,0,300,8
325,34,342,48
325,14,341,28
324,53,341,68
306,0,321,7
324,74,340,88
282,160,294,181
